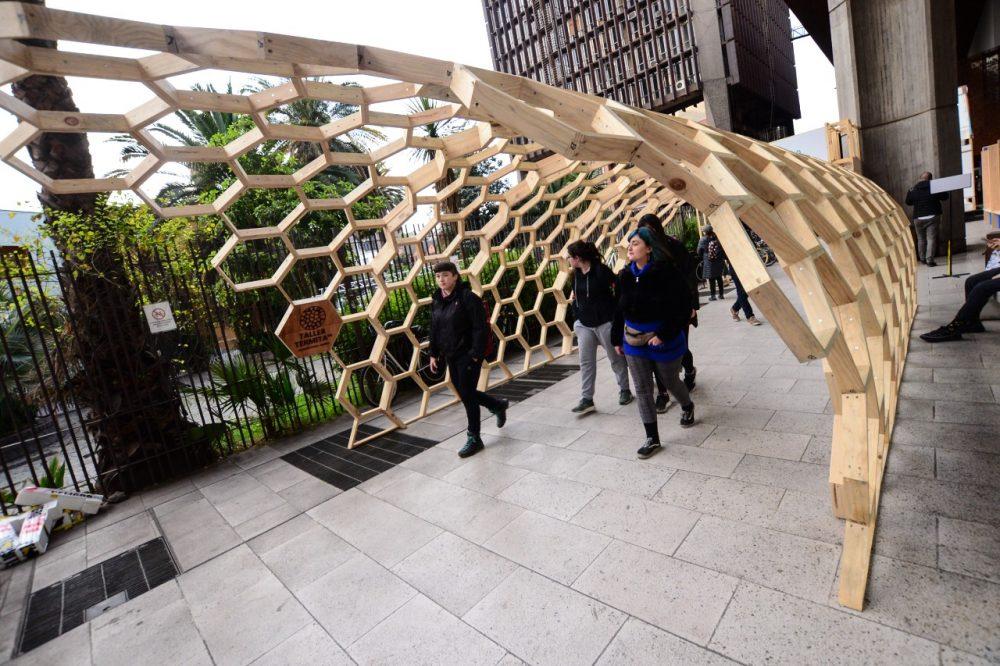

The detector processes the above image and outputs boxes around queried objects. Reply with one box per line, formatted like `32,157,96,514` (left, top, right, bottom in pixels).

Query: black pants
708,276,724,298
956,267,1000,323
447,354,504,436
730,271,754,318
653,322,694,395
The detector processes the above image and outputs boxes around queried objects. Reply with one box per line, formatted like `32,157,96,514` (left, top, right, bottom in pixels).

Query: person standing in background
698,225,727,300
905,172,948,267
567,240,633,414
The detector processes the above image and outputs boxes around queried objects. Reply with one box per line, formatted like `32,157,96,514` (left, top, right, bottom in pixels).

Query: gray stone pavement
1,222,998,665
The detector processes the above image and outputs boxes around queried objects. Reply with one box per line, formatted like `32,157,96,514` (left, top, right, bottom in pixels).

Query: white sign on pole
929,173,972,194
143,301,177,333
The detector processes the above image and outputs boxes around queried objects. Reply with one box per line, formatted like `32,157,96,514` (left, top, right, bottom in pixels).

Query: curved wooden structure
0,4,916,610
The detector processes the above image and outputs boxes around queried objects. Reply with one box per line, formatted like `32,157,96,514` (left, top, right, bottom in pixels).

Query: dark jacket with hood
904,180,947,218
611,260,692,346
572,262,617,327
429,281,487,361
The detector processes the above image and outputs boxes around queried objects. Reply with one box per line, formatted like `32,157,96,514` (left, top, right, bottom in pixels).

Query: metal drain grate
18,537,178,655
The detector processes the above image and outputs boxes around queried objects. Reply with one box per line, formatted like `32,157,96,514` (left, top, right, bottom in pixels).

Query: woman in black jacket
428,261,508,458
612,228,695,459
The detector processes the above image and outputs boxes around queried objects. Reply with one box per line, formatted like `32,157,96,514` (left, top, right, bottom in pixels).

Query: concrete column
691,0,733,132
830,0,965,253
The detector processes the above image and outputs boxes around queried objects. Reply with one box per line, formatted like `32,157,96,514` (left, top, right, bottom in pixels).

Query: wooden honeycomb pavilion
0,4,917,610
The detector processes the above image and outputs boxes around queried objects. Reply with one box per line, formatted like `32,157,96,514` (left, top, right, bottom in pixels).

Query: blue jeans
956,267,1000,323
730,271,754,318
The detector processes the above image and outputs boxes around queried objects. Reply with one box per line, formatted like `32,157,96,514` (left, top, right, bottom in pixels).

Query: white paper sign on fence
143,301,177,333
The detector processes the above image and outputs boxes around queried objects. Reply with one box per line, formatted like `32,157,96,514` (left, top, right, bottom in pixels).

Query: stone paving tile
765,409,834,437
763,489,842,545
349,594,505,665
31,537,88,591
789,378,832,396
355,465,417,495
654,470,785,523
701,425,811,461
391,532,517,616
596,617,737,665
709,582,940,665
884,445,936,479
935,448,1000,488
251,622,352,666
901,381,997,403
736,390,830,414
464,568,626,666
871,507,938,568
730,455,829,498
375,472,524,544
85,511,159,566
296,552,417,647
90,581,211,666
571,490,700,556
934,400,1000,427
481,418,587,447
249,514,357,592
81,494,146,534
675,515,841,604
800,435,833,465
880,473,1000,527
641,442,744,478
566,454,675,498
497,472,601,521
156,494,242,572
939,545,1000,584
939,646,996,665
937,517,1000,584
278,475,341,512
933,367,999,384
441,457,530,496
504,442,595,477
762,364,825,380
908,351,986,369
309,488,443,567
400,446,469,478
179,545,312,666
835,554,1000,660
247,457,315,492
484,510,609,585
573,539,738,645
140,479,197,510
9,622,90,666
891,418,997,454
897,398,935,420
694,403,775,430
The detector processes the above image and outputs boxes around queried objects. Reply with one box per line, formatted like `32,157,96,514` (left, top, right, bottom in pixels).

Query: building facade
481,0,800,140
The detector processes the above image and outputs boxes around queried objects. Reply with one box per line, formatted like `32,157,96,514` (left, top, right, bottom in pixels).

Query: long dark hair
636,213,675,264
566,240,602,264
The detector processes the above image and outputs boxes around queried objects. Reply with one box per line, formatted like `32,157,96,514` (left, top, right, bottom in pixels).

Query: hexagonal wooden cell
276,298,343,358
0,5,918,611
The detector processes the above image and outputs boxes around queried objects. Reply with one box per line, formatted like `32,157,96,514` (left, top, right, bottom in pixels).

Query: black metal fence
0,242,381,512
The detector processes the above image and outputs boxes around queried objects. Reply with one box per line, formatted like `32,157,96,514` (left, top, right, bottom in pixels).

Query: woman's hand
649,335,663,346
614,345,624,356
429,357,438,373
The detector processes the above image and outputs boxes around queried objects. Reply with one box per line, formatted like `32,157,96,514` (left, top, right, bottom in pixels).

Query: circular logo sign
298,305,327,330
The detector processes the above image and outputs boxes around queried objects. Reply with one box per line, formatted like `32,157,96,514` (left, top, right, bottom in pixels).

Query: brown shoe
730,309,740,321
747,316,762,326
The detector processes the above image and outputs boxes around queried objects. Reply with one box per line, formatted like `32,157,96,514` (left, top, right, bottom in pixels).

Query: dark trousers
708,276,724,298
730,271,754,318
653,323,694,395
956,268,1000,323
447,354,504,436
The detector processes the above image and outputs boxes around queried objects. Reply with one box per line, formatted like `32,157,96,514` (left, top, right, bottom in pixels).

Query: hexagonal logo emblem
276,298,343,358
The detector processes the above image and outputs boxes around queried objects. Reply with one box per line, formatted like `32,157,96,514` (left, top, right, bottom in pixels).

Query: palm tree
106,83,241,205
8,0,209,492
408,97,468,214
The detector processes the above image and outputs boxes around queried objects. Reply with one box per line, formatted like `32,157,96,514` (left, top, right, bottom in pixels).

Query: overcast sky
0,0,837,212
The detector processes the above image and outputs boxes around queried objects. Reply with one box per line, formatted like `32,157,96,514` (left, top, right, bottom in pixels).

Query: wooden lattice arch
0,4,916,610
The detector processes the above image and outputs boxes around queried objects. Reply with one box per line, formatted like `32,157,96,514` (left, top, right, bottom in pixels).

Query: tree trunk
9,0,212,492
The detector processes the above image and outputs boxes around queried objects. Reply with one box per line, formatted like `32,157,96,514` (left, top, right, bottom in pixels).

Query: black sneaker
684,368,697,392
572,398,596,415
492,398,509,428
458,435,485,458
709,296,717,301
926,260,937,267
637,438,661,459
618,390,634,406
680,404,695,428
919,323,963,343
655,394,670,413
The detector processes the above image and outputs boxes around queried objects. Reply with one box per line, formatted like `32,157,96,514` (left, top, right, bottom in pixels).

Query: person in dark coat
697,225,727,300
904,171,948,267
637,213,699,414
428,261,508,458
612,228,695,460
567,240,632,414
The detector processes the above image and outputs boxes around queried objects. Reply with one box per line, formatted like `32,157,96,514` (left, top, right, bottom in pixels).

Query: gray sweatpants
913,215,939,261
625,354,690,423
575,320,629,400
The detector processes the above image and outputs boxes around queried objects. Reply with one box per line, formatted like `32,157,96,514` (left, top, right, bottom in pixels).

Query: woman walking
612,229,696,459
697,225,727,300
428,261,508,458
567,240,632,414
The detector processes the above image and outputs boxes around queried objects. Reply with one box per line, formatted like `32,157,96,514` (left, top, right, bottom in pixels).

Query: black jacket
429,281,487,361
663,234,700,310
904,180,947,218
572,262,617,327
611,260,692,346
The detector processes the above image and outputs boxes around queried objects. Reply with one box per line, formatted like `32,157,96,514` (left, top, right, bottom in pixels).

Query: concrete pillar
830,0,965,253
691,0,733,132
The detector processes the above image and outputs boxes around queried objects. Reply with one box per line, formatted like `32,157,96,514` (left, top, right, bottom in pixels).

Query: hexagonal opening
225,187,302,230
279,255,338,302
287,209,350,250
216,236,289,288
